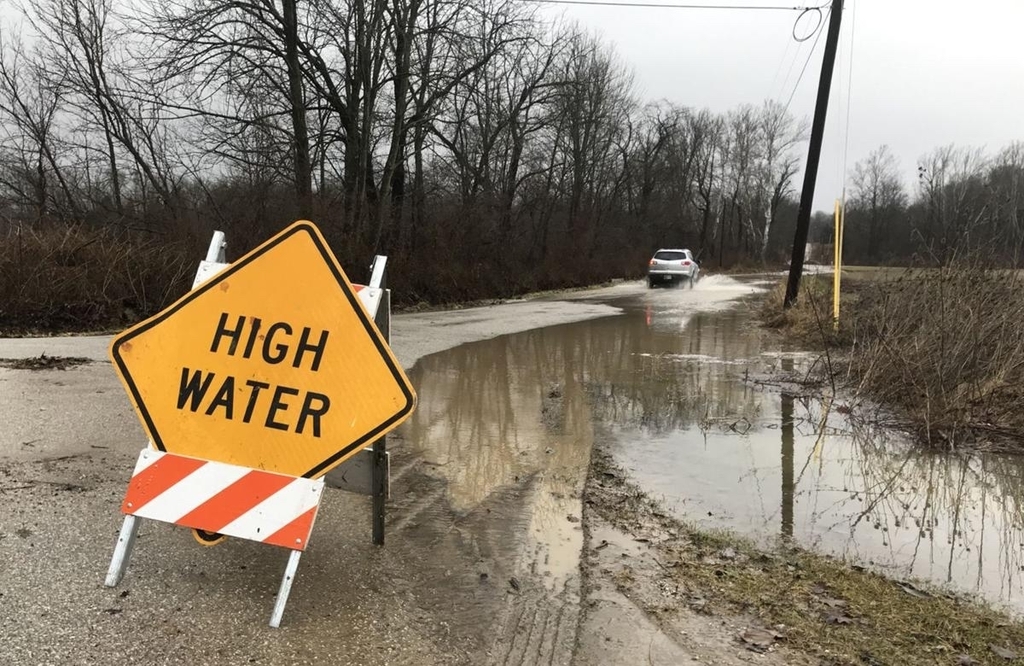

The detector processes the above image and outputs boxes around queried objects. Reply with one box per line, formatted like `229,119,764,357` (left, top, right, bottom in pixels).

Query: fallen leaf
720,547,738,560
897,582,931,599
990,644,1017,660
740,627,782,652
824,610,853,625
859,651,884,666
821,597,848,609
508,577,521,593
958,655,979,665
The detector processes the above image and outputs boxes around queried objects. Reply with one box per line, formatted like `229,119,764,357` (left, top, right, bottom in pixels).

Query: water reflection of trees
404,323,594,511
583,309,768,434
403,307,771,509
789,400,1024,609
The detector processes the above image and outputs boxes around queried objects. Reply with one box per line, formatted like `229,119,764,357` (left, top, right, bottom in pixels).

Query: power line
772,28,811,102
782,6,829,116
791,7,824,40
522,0,824,11
840,0,857,204
767,34,796,100
767,6,823,102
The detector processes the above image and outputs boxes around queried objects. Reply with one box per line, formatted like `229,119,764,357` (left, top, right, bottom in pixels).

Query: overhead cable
782,6,829,115
522,0,827,11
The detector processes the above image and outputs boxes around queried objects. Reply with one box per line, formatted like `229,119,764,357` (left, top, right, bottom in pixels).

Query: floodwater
401,276,1024,614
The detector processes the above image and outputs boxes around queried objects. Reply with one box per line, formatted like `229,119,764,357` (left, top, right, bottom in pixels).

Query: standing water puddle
402,276,1024,614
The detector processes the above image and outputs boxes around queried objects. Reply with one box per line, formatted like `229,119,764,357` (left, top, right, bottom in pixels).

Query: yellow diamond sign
109,221,416,478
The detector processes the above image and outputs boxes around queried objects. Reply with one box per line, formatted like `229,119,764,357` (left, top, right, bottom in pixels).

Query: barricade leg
105,515,140,587
269,550,303,628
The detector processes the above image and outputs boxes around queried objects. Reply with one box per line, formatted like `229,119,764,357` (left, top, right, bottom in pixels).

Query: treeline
810,143,1024,266
0,0,808,330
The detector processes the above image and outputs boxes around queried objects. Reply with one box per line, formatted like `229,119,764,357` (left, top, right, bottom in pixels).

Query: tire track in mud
383,460,585,666
384,412,589,666
489,508,581,666
493,579,578,666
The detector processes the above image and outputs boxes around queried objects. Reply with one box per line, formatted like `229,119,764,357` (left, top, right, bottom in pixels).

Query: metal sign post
368,255,389,546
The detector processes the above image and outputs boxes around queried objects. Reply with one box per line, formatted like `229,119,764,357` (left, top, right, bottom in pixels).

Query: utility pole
784,0,844,308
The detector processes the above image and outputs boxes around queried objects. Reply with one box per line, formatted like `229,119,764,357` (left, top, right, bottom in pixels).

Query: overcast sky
533,0,1024,212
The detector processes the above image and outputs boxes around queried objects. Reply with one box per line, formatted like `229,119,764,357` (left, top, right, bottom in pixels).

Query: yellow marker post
109,221,416,479
832,199,844,331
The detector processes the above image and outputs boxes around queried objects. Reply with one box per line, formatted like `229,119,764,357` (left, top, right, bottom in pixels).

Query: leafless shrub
846,260,1024,448
0,223,194,333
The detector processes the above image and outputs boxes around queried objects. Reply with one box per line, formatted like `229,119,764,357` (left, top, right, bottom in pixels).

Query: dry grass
0,224,196,334
590,450,1024,666
758,275,857,348
845,264,1024,446
760,264,1024,449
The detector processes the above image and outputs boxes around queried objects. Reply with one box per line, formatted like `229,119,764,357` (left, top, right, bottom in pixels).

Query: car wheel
648,277,656,289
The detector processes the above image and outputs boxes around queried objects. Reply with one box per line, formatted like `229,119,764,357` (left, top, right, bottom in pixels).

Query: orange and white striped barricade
105,449,325,627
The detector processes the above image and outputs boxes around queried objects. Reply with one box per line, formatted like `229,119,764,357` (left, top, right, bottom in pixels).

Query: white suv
647,249,700,288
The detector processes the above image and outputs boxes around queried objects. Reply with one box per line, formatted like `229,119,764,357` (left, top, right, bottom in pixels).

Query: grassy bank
588,449,1024,665
759,266,1024,450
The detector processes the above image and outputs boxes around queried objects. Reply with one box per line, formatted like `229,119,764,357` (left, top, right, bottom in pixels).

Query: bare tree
690,110,724,259
916,145,988,261
848,145,907,261
0,34,80,221
756,100,803,261
31,0,179,215
988,142,1024,264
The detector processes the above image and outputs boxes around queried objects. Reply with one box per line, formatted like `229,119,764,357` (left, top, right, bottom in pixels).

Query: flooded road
401,275,1024,615
7,273,1024,665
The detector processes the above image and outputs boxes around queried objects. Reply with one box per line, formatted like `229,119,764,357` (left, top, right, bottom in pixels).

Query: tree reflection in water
402,300,1024,612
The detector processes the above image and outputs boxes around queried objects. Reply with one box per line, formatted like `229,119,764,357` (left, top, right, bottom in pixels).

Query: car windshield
653,251,687,261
